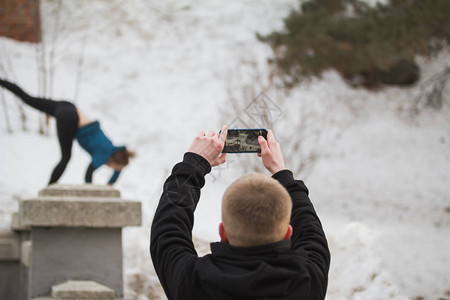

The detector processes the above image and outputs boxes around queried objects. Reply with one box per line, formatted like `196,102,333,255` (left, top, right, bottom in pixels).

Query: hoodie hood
195,240,311,299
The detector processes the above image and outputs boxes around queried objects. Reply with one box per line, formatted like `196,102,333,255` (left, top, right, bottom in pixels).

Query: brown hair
109,149,136,166
222,173,292,247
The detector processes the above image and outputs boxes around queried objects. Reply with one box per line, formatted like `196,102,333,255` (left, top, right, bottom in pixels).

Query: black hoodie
150,153,330,300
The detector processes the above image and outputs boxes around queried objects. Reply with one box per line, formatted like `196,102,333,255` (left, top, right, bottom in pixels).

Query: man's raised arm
258,130,330,299
150,126,227,299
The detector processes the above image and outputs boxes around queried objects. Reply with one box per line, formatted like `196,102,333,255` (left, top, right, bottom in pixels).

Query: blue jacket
76,121,125,184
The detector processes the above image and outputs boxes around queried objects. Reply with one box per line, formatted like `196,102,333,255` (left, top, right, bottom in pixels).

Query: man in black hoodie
150,126,330,300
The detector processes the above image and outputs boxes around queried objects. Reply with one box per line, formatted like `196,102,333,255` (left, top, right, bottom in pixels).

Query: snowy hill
0,1,449,299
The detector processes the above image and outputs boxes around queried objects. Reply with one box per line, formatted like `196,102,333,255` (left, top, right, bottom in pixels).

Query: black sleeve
272,170,330,300
150,152,211,299
85,164,95,183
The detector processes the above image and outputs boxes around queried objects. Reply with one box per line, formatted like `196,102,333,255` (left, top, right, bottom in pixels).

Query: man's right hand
258,130,286,175
188,125,227,167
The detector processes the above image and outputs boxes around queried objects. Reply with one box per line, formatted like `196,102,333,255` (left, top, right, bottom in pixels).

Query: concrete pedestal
51,280,116,299
0,231,21,300
31,227,123,297
2,184,141,300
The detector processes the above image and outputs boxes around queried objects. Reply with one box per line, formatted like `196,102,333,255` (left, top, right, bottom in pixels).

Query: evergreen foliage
258,0,450,88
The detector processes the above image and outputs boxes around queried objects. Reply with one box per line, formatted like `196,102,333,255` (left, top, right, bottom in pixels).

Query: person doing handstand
150,126,330,300
0,78,135,185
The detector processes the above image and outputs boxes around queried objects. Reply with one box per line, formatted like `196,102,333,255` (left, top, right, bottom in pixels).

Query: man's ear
219,223,228,242
284,225,293,240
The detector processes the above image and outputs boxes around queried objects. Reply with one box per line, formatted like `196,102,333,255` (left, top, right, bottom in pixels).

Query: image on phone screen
222,129,268,153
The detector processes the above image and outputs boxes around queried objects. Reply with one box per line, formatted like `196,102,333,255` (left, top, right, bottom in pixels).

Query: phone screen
222,129,268,153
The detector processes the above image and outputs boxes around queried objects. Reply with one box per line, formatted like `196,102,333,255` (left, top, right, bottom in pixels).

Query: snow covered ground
0,1,449,299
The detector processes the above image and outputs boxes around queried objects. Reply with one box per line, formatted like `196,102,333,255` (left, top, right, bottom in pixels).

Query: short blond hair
222,173,292,247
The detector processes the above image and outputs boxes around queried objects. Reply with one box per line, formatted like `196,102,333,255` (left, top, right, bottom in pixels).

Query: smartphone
221,128,268,153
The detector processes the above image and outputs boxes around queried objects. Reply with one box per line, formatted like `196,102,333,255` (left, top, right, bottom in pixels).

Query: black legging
0,79,79,184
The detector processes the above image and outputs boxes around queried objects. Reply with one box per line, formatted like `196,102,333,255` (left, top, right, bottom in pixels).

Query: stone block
21,240,32,267
11,212,30,231
51,280,115,299
0,261,20,300
0,232,20,300
10,184,141,299
30,228,123,298
32,297,123,300
20,196,141,228
39,184,121,198
0,231,19,261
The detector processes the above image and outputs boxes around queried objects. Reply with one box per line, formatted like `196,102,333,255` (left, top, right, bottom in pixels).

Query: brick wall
0,0,41,43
